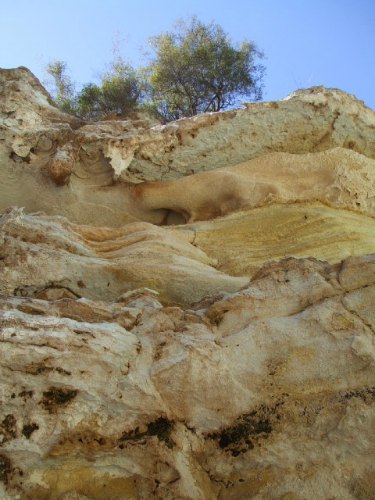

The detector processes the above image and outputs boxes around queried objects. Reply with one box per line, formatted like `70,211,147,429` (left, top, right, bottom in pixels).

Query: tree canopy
45,61,76,114
77,58,145,119
45,17,265,122
148,17,264,120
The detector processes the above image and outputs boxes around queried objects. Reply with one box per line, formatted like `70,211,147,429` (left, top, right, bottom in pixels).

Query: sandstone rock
0,67,375,499
0,208,247,306
0,68,136,227
1,68,375,227
130,147,375,223
105,85,375,182
0,257,374,499
44,143,77,186
0,67,82,129
174,203,375,276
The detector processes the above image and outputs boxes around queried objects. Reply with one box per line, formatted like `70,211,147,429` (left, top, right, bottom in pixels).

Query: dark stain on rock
0,454,12,484
119,417,175,449
55,367,72,376
175,130,185,145
41,387,78,412
208,404,281,456
340,386,375,404
22,363,70,376
24,363,53,375
18,390,34,400
0,415,17,442
147,417,174,446
22,423,39,439
94,436,107,446
154,341,166,361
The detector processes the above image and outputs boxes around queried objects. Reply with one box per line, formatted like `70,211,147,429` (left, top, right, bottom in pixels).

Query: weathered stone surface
105,86,375,182
174,203,375,276
0,67,82,129
0,257,374,499
0,208,247,306
1,204,373,306
1,68,375,227
0,67,375,499
0,68,136,227
130,147,375,223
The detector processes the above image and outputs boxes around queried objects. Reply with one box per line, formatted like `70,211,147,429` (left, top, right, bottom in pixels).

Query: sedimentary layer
0,208,247,306
130,147,375,223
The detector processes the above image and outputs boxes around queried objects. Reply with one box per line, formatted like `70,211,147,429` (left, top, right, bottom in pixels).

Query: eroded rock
0,257,374,498
1,68,375,227
0,67,375,499
106,85,375,182
130,147,375,223
0,208,247,305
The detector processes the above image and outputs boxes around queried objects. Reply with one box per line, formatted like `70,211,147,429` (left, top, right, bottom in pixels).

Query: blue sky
1,0,374,109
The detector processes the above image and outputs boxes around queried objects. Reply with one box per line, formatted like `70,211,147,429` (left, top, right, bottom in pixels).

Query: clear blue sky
1,0,374,109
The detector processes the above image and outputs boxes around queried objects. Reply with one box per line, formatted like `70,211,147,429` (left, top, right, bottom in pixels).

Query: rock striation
0,67,375,499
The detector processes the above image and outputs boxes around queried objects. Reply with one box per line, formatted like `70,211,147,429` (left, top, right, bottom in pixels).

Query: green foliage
45,58,144,120
44,17,265,122
45,60,76,114
147,17,265,120
77,58,145,119
75,83,101,118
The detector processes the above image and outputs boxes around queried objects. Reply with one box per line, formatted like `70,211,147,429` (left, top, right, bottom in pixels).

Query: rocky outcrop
130,147,375,223
105,86,375,182
0,67,374,499
0,256,374,499
0,67,82,129
1,68,375,226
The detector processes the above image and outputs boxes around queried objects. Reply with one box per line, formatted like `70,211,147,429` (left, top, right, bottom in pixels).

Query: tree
45,58,145,120
45,60,76,114
77,58,145,119
45,18,265,122
147,17,265,120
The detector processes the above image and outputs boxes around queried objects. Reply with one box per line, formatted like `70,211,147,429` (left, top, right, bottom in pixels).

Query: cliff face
0,67,374,499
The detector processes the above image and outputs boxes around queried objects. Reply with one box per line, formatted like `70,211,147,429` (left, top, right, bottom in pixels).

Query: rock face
0,67,374,499
131,147,375,222
2,68,375,226
0,209,247,306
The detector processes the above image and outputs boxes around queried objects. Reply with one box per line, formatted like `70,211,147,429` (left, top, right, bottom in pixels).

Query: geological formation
0,67,375,499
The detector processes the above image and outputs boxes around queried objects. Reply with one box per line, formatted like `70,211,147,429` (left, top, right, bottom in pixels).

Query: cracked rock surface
0,67,375,499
